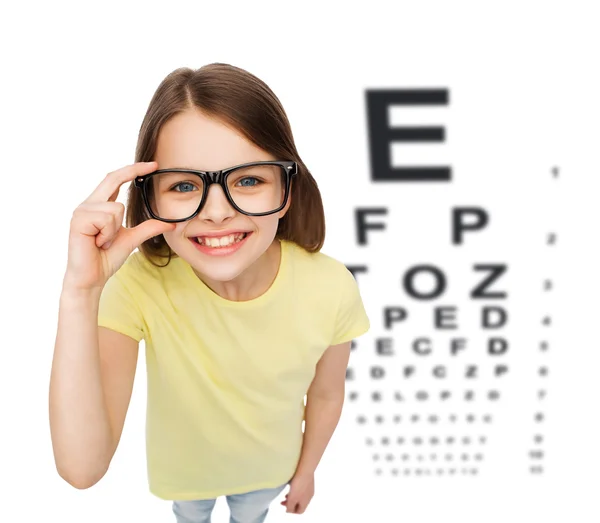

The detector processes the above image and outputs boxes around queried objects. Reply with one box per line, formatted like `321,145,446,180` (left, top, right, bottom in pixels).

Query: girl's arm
294,340,351,477
50,162,172,489
48,286,139,489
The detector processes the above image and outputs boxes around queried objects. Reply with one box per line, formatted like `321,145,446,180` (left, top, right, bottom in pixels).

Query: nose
197,183,236,224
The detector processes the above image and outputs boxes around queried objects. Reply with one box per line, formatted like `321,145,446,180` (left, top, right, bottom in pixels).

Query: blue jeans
172,483,288,523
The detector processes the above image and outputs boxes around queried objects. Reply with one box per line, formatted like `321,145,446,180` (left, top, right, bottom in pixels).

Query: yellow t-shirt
97,239,370,500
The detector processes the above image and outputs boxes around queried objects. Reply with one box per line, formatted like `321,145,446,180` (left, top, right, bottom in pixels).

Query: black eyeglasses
134,160,297,222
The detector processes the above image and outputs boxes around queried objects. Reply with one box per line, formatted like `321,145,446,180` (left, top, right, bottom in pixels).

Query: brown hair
126,63,325,267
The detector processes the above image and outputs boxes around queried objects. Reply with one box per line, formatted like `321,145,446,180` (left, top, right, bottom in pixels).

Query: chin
187,248,258,283
199,265,246,283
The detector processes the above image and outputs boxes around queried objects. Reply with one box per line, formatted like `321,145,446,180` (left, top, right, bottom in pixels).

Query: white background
1,1,599,522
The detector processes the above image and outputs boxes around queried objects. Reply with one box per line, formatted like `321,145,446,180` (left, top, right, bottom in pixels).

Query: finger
71,209,117,240
113,219,176,255
95,211,121,248
84,161,157,204
78,201,125,223
71,203,125,247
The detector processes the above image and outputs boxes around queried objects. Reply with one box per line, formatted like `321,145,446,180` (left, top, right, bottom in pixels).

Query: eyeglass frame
134,160,298,223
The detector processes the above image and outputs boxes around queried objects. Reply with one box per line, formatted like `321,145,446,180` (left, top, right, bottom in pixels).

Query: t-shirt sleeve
97,269,145,342
330,265,370,345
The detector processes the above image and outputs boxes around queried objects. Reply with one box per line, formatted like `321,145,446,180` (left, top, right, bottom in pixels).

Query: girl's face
153,108,291,283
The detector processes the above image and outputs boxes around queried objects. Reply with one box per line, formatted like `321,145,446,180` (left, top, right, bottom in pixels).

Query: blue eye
237,177,260,187
173,182,197,192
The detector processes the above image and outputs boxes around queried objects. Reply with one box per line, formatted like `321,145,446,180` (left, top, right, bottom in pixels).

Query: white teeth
196,232,247,247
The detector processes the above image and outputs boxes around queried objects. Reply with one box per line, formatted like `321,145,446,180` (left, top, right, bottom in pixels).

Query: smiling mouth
193,232,249,247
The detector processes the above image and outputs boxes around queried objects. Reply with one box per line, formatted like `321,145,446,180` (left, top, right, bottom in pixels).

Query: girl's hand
281,472,314,514
62,161,176,292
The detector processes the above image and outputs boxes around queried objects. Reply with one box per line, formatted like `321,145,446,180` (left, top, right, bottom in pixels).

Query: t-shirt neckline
180,239,288,307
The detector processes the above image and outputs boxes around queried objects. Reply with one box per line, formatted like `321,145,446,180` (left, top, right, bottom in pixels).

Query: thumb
119,219,176,253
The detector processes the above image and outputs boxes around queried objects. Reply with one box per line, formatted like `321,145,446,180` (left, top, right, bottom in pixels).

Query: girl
49,63,370,523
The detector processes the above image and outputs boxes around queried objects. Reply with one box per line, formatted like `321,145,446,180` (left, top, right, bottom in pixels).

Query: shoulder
284,241,369,341
284,240,354,288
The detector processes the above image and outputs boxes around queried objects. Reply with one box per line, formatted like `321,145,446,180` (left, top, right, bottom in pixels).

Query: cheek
252,216,280,235
163,224,187,243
